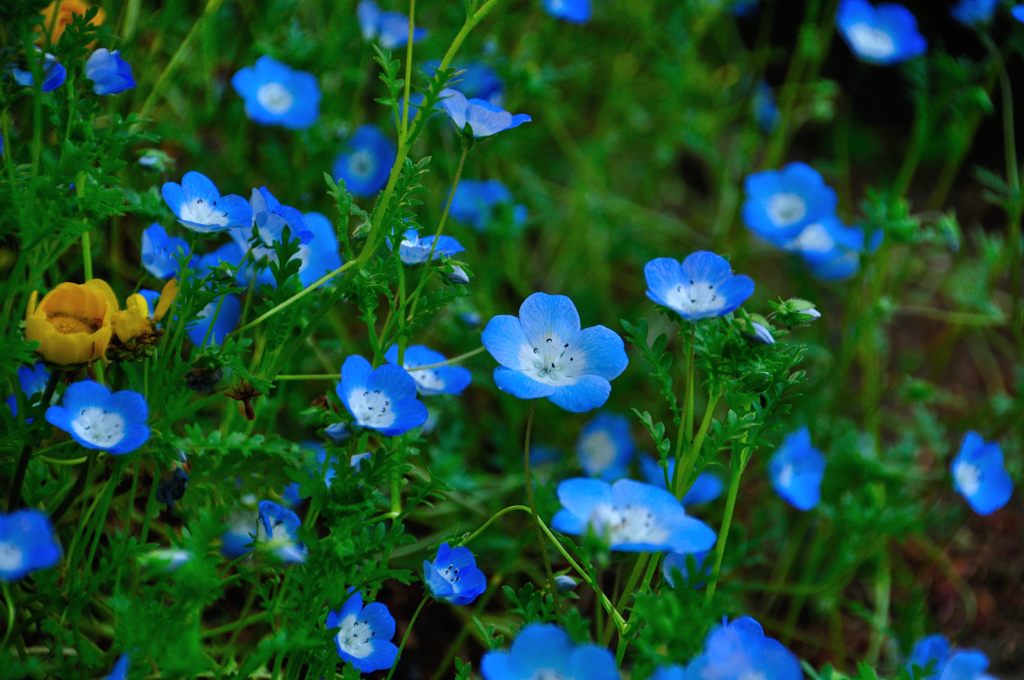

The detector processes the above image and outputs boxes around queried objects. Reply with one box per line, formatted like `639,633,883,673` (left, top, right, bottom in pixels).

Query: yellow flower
25,280,117,365
39,0,105,45
113,278,179,343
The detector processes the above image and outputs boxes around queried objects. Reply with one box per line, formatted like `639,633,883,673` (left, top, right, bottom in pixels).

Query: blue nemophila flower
333,124,396,198
231,187,313,286
358,0,426,49
639,457,724,504
769,427,826,511
423,542,486,605
481,623,618,680
326,590,399,673
231,56,320,129
482,292,628,413
836,0,926,65
85,49,135,95
577,412,634,480
552,478,716,553
0,510,61,581
951,431,1012,516
46,380,149,454
162,171,251,234
452,179,527,232
907,635,994,680
743,162,837,245
396,228,465,265
141,223,188,279
384,345,471,396
687,616,802,680
297,212,343,287
255,500,307,563
106,654,130,680
336,355,428,436
187,295,242,347
10,51,66,92
437,88,531,139
5,362,49,417
952,0,996,26
662,551,710,589
645,251,754,321
542,0,592,24
783,215,871,281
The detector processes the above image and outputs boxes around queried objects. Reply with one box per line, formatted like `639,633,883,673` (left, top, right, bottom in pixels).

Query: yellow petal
154,278,178,322
113,294,152,343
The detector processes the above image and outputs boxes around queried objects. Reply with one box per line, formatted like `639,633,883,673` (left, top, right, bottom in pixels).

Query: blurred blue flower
952,0,996,26
481,623,618,680
768,427,826,511
1014,5,1024,23
162,171,251,234
358,0,427,48
733,0,759,16
396,228,465,264
0,510,61,581
576,411,634,480
105,654,130,680
333,124,396,198
451,179,527,232
482,292,628,413
221,513,256,558
46,380,149,455
85,49,135,95
425,61,504,105
292,211,343,287
645,251,754,321
554,574,578,591
5,362,49,418
10,51,66,92
836,0,926,65
282,442,337,506
783,215,873,281
639,457,724,505
662,551,710,589
542,0,591,24
743,162,837,245
336,355,428,436
552,478,717,553
437,88,531,138
907,634,994,680
256,500,307,563
686,616,802,680
141,223,188,279
384,345,471,396
753,82,780,133
423,542,487,605
327,590,399,673
952,431,1012,515
187,295,242,347
231,56,320,129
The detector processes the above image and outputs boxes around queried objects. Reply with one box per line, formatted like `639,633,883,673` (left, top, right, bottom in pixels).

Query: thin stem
1,583,14,652
399,0,417,144
231,260,357,336
7,370,61,510
458,504,533,546
49,456,92,523
81,231,93,280
384,595,428,680
522,403,556,596
704,441,750,608
273,346,488,381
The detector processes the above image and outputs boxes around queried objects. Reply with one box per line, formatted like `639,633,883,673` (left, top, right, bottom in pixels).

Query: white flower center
665,279,726,316
739,672,768,680
579,431,617,475
767,192,807,227
408,365,445,392
516,335,584,386
788,222,834,253
348,389,397,429
777,463,795,489
438,562,463,586
955,462,981,496
532,672,567,680
0,542,24,572
846,22,896,60
589,502,668,546
336,614,374,659
71,407,126,449
256,82,294,115
179,197,230,227
348,150,376,179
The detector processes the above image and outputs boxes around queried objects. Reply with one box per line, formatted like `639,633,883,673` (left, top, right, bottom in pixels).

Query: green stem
670,325,698,494
1,583,14,652
81,231,93,281
704,440,750,608
522,403,556,596
399,0,417,144
384,595,428,680
231,260,357,336
7,370,62,510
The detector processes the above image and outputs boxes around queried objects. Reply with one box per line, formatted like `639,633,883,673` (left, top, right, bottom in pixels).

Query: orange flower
25,280,117,365
39,0,105,45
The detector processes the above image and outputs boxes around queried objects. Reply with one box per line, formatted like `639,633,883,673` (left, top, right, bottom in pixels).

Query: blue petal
556,477,613,525
518,293,581,346
359,601,396,640
482,315,529,369
493,367,556,399
548,375,611,412
571,326,628,381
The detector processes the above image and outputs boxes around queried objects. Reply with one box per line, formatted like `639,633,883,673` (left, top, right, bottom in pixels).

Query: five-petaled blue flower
162,171,251,234
423,542,487,605
85,49,135,95
46,380,149,455
336,355,428,436
645,251,754,321
687,616,802,680
769,427,826,511
141,223,188,279
5,362,49,418
639,457,724,505
907,634,994,680
576,411,634,480
358,0,427,49
326,590,399,673
296,212,343,287
951,431,1012,516
187,295,242,347
437,88,531,139
384,345,472,396
396,228,465,265
333,124,396,198
231,56,320,129
452,179,527,232
836,0,927,65
743,162,837,245
10,51,66,92
482,292,628,413
542,0,592,24
255,500,307,563
0,510,61,581
481,623,618,680
552,478,717,553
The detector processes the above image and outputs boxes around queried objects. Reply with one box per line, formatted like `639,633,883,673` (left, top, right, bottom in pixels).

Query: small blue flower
951,431,1013,516
333,125,396,198
743,162,837,245
10,52,66,92
687,617,802,680
105,654,130,680
46,380,149,455
256,500,307,563
425,61,504,105
482,623,618,680
451,179,527,232
0,510,61,581
396,228,465,265
437,88,531,139
85,49,135,95
836,0,926,65
221,513,256,558
552,478,717,553
423,542,487,605
662,551,710,589
187,295,242,347
5,362,50,417
554,575,578,591
783,215,871,281
576,412,634,480
749,321,775,345
141,223,188,279
482,292,628,413
542,0,592,24
769,427,826,511
162,171,251,234
384,345,471,396
296,212,343,287
638,457,724,505
231,56,320,129
358,0,427,49
645,251,754,321
336,355,428,436
231,187,313,286
753,82,780,133
952,0,996,26
327,590,399,673
907,634,994,680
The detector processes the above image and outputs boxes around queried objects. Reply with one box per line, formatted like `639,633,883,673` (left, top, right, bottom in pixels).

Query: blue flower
255,500,307,563
742,162,837,245
542,0,592,24
482,292,628,413
396,228,465,265
0,510,61,581
952,0,996,26
426,61,504,105
423,542,487,605
1014,5,1024,23
358,0,427,49
639,457,724,505
326,590,399,673
907,635,994,680
749,321,775,345
769,427,826,511
141,223,188,279
231,56,320,129
5,362,50,418
481,623,618,680
951,431,1012,516
105,654,130,680
282,442,336,506
221,513,256,558
46,380,149,455
687,617,802,679
451,179,527,232
645,251,754,321
231,187,313,286
836,0,926,65
437,88,531,139
662,551,710,589
384,345,471,396
552,478,717,553
187,295,242,347
554,574,578,591
10,52,66,92
162,171,251,234
753,82,780,133
783,215,871,281
333,125,396,198
576,412,633,480
296,212,343,287
85,49,135,95
336,355,428,436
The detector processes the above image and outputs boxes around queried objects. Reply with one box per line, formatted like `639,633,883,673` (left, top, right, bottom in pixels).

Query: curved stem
522,403,556,597
704,440,750,608
1,583,14,652
385,595,428,680
231,260,357,336
273,347,488,382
